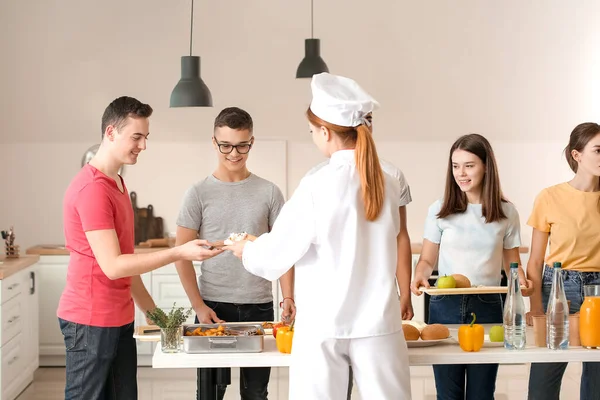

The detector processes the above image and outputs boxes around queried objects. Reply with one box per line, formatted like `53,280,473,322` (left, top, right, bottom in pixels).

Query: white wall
0,1,596,251
0,139,574,252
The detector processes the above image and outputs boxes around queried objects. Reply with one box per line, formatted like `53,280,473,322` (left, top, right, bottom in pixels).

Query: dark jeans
428,294,503,400
196,301,274,400
528,266,600,400
59,318,137,400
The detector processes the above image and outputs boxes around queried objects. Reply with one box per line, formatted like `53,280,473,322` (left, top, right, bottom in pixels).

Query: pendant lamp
296,0,329,78
170,0,213,107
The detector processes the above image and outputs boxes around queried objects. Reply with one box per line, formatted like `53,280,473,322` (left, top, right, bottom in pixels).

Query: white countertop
152,325,600,369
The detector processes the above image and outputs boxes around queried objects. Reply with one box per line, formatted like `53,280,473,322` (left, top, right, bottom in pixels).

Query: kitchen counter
26,244,170,255
152,324,600,369
0,255,40,279
28,244,530,256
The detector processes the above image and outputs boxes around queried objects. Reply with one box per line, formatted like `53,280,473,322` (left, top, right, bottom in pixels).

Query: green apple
489,325,504,342
437,275,456,289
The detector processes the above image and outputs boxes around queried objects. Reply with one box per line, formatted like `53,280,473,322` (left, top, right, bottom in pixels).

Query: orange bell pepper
458,312,484,352
276,320,294,354
272,322,285,338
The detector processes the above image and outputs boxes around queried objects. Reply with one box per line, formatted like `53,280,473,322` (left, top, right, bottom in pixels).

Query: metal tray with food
182,323,265,354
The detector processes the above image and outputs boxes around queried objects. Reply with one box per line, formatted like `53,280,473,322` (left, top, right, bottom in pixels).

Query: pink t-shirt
57,164,135,327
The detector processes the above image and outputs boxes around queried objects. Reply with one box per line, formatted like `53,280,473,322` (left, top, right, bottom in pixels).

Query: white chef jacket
243,149,404,338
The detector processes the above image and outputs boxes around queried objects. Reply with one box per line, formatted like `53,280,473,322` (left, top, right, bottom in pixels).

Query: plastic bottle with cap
503,262,526,349
546,261,569,350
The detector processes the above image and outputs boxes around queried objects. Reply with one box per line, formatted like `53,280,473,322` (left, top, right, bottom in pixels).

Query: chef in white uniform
225,72,412,400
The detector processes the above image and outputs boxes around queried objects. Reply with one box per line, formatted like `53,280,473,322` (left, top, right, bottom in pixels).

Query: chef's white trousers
288,330,411,400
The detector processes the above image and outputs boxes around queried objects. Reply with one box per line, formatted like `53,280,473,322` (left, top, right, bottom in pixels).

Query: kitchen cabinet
0,262,39,400
37,255,69,366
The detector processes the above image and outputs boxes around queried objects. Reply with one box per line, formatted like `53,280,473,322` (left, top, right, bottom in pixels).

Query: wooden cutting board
134,325,161,342
419,286,526,295
130,192,164,245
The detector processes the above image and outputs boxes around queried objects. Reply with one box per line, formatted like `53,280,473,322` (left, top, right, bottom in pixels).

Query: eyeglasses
214,141,253,154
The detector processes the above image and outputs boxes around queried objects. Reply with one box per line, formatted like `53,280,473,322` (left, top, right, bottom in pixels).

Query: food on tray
402,320,428,332
401,320,450,341
458,313,484,352
262,322,274,329
436,275,456,289
185,325,227,337
184,324,263,337
420,324,450,340
402,324,421,341
452,274,472,288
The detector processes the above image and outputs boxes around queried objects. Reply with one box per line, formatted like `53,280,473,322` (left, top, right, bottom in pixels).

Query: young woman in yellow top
526,122,600,400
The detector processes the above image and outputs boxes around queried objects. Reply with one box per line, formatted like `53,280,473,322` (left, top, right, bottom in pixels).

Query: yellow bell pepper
276,320,294,354
458,312,484,352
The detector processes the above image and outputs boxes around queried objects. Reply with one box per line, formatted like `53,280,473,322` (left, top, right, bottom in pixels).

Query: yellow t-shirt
528,182,600,272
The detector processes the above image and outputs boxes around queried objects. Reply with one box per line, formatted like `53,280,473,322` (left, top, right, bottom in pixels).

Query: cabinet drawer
152,275,192,309
1,333,23,392
1,273,23,305
1,294,23,346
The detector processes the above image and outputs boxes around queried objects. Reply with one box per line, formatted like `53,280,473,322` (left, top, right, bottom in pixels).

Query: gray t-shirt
176,173,285,303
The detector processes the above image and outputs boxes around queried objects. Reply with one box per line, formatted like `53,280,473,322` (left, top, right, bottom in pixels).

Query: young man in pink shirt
58,96,222,400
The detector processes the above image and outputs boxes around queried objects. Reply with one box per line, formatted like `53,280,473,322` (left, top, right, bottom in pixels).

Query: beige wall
1,1,597,251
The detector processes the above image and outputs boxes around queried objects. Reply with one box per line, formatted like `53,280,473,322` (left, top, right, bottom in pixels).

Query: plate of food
402,321,454,348
208,232,258,249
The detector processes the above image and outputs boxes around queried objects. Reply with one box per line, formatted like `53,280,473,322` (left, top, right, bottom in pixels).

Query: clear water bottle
503,262,526,349
547,262,569,350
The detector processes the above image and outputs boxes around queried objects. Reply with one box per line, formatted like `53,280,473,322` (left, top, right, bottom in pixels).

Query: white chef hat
309,72,380,128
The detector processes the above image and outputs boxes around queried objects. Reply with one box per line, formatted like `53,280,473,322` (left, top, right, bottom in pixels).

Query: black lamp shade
170,56,213,107
296,38,329,78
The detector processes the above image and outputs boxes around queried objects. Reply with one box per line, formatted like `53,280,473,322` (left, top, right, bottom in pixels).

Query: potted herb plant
146,303,192,353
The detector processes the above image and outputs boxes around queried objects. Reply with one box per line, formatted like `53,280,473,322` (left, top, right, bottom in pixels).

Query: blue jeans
528,266,600,400
59,318,137,400
429,294,503,400
196,301,274,400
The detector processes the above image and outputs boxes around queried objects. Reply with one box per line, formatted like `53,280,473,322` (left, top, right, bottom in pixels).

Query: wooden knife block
5,244,19,258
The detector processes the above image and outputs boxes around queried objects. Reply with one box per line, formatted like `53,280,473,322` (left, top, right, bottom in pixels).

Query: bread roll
402,324,421,341
420,324,450,340
403,320,427,332
452,274,472,288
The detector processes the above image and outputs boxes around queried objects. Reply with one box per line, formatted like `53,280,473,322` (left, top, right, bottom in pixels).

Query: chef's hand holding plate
224,240,249,260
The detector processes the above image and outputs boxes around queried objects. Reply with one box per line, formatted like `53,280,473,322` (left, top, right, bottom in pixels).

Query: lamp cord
189,0,194,56
310,0,313,38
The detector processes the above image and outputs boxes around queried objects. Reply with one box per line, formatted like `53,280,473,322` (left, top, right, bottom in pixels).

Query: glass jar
579,285,600,348
160,326,183,353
